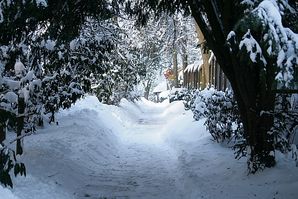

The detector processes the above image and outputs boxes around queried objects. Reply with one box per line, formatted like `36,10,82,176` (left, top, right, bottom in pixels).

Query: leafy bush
0,1,124,187
169,88,194,103
0,146,26,188
189,88,243,143
189,88,298,169
270,94,298,165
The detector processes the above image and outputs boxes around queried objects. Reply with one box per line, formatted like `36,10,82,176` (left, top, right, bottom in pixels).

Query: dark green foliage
0,0,123,44
271,94,298,155
0,148,14,188
204,90,241,143
0,0,125,187
169,88,191,103
188,88,298,173
0,147,26,188
189,88,243,143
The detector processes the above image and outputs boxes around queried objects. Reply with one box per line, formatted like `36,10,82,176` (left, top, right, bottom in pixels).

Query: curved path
79,105,183,198
13,97,298,199
14,98,187,199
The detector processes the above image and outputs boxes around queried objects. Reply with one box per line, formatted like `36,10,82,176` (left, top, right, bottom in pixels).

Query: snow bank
4,95,298,199
152,81,167,93
0,186,19,199
157,98,298,199
13,175,74,199
135,97,169,111
161,100,186,118
12,95,133,198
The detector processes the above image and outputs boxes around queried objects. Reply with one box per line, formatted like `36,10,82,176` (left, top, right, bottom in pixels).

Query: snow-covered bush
169,88,193,103
190,88,243,143
190,88,216,120
204,90,239,142
0,0,128,187
0,145,26,188
189,87,298,170
271,94,298,165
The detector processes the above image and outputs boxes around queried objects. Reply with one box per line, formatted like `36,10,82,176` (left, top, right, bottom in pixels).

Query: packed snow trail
75,101,183,198
12,97,186,199
7,96,298,199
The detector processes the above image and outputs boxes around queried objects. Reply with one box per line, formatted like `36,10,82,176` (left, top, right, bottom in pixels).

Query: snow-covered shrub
190,88,216,120
270,94,298,165
189,88,246,159
0,146,26,188
190,88,243,143
169,88,193,103
0,1,127,187
205,90,234,142
189,87,298,168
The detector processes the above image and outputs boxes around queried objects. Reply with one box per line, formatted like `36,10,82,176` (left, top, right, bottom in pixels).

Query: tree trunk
0,122,5,144
235,84,276,170
182,38,188,88
144,80,151,100
172,16,179,88
173,49,178,88
0,110,5,144
189,1,277,170
16,97,25,155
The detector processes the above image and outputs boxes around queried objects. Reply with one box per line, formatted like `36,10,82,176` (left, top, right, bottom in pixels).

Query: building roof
184,60,203,73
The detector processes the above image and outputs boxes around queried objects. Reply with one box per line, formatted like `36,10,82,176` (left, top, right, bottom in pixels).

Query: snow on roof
184,60,203,73
208,51,215,64
153,81,167,93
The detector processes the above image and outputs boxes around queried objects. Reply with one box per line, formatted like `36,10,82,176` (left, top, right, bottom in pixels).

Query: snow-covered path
5,96,298,199
78,104,183,198
12,97,187,199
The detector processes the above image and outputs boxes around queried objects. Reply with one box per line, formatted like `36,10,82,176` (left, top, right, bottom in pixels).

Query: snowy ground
1,96,298,199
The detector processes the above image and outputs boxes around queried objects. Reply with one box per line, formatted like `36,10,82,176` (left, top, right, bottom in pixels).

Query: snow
14,60,25,76
178,70,184,84
45,39,56,51
21,70,36,84
3,95,298,198
239,29,267,65
36,0,48,7
152,81,167,93
0,186,19,199
208,51,215,64
29,79,41,92
0,7,3,24
3,78,21,90
69,40,78,51
3,91,18,104
255,0,298,87
159,90,170,99
241,0,254,6
58,51,63,60
184,60,203,73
